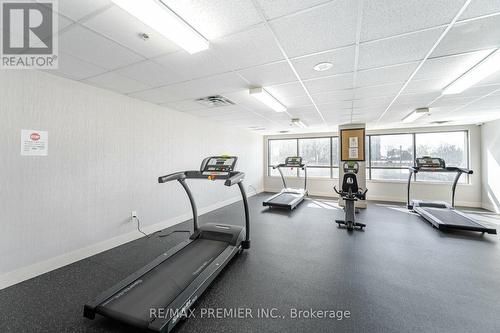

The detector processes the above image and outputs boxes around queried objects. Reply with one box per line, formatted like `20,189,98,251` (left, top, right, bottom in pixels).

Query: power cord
132,216,151,238
247,184,258,196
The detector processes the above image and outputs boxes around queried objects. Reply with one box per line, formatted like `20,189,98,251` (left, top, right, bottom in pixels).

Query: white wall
264,125,482,207
0,70,263,288
481,119,500,212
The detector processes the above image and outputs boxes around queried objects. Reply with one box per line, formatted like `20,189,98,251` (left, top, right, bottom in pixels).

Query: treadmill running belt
423,208,484,228
97,239,228,327
268,193,302,205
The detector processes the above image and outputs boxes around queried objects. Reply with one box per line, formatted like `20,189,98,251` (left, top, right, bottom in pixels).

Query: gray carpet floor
1,193,499,333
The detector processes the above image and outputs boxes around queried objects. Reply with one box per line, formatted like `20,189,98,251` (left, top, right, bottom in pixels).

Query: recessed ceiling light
249,87,287,112
111,0,209,54
313,62,333,72
402,108,430,123
443,48,500,95
291,118,308,128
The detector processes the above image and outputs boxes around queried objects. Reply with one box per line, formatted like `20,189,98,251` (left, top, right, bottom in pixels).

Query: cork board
340,128,365,161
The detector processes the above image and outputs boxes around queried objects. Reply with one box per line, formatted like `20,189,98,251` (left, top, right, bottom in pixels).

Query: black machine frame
407,159,496,234
84,157,250,332
263,157,308,210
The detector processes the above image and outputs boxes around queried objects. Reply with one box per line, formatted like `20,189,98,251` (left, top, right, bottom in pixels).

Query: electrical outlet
131,211,137,219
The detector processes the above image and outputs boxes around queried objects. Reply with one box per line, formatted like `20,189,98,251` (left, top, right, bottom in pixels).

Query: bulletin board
340,128,365,161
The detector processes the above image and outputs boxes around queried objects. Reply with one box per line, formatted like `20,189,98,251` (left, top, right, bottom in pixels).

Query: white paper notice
21,130,48,156
349,148,358,159
349,136,358,148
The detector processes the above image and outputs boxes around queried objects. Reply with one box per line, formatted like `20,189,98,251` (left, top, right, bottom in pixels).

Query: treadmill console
415,156,446,169
285,156,303,167
201,156,237,176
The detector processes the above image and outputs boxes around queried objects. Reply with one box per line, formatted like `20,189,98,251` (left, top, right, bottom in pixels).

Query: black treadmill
263,156,308,210
407,157,496,234
83,156,251,332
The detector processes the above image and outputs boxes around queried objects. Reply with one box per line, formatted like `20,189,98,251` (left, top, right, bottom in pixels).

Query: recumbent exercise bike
334,161,368,231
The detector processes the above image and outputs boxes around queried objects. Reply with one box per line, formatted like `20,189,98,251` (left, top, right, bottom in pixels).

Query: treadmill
83,156,251,332
407,157,496,234
263,156,307,210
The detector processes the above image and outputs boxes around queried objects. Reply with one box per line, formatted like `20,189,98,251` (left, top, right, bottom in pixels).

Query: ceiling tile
46,52,107,80
432,14,500,57
128,86,180,104
450,84,500,98
257,0,330,20
404,78,443,95
59,25,144,69
161,0,262,39
361,0,463,41
394,92,441,107
265,82,310,106
431,96,479,108
353,97,393,109
84,72,150,94
83,5,179,58
162,100,209,112
237,61,296,86
291,46,356,80
153,49,231,81
211,24,284,70
358,27,445,69
135,72,246,103
52,0,111,21
114,60,182,87
270,0,358,57
303,73,354,94
311,89,354,104
354,82,403,99
460,0,500,20
480,70,500,85
415,50,493,84
356,62,418,87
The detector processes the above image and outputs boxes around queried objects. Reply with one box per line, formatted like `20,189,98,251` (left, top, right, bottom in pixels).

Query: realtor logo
1,0,58,69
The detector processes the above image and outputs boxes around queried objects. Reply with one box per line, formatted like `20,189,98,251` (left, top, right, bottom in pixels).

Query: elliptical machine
334,161,368,230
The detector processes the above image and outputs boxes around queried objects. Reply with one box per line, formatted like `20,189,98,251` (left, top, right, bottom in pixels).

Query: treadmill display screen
202,156,237,175
415,157,445,169
285,156,302,166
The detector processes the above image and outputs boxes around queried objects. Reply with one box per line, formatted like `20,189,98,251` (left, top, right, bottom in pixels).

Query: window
299,138,330,178
267,130,470,184
268,139,297,177
415,131,468,182
370,134,414,181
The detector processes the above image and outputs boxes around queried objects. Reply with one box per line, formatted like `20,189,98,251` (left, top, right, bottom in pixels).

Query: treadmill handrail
273,163,307,192
407,165,472,208
158,170,250,245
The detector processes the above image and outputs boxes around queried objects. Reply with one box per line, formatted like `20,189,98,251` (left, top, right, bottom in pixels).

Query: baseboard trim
0,191,261,291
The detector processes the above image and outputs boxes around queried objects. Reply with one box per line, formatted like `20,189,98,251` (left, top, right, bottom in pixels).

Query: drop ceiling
39,0,500,134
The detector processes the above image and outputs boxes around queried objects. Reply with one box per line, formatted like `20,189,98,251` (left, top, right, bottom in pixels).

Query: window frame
266,129,470,184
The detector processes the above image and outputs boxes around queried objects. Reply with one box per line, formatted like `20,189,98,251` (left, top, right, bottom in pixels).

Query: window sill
265,176,471,186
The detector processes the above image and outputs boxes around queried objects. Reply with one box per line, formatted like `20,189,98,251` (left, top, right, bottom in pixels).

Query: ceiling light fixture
313,62,333,72
402,108,430,123
443,48,500,95
291,118,308,128
111,0,209,54
249,87,287,112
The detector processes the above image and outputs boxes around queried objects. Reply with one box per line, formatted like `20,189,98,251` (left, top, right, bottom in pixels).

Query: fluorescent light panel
291,118,308,128
111,0,209,54
402,108,429,123
443,49,500,95
249,88,287,112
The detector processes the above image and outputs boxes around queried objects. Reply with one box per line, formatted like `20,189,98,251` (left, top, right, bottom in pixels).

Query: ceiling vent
195,95,235,108
430,120,450,124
